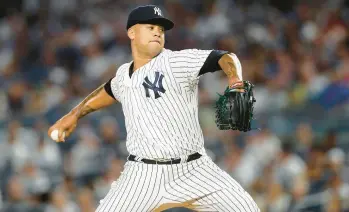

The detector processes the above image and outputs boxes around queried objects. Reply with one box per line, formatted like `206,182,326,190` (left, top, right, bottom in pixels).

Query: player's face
132,24,165,58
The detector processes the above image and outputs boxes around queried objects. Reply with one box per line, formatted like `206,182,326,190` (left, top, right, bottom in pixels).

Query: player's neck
132,57,152,71
131,48,153,71
131,49,162,71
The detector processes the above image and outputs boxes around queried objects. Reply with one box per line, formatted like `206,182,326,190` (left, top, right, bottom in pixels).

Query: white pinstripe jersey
110,48,215,159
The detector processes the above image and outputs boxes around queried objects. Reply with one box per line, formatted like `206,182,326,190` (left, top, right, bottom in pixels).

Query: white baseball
50,130,65,141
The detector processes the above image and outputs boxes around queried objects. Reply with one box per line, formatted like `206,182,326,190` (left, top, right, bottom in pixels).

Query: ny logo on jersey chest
142,72,166,99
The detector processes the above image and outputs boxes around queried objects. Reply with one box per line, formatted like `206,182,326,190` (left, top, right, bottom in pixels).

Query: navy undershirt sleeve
198,50,229,76
104,78,115,99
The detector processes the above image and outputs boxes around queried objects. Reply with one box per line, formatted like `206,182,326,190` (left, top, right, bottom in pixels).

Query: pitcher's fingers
230,88,245,93
58,130,65,142
230,81,244,88
62,131,67,142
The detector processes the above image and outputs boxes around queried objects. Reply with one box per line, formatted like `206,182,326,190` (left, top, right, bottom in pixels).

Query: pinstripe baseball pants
96,155,260,212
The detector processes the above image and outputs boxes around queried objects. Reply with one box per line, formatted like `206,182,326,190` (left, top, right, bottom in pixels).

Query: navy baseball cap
126,5,174,31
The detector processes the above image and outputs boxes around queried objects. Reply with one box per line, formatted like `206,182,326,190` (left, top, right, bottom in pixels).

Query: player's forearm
70,83,116,120
218,53,243,85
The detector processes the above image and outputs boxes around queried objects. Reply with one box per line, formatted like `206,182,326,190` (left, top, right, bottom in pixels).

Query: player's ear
127,27,136,40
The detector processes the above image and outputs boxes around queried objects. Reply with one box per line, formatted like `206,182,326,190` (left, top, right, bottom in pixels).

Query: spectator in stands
1,176,27,212
295,122,314,160
46,188,79,212
69,126,104,187
272,141,308,211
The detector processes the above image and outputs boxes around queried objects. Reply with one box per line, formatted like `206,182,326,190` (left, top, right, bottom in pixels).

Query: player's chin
148,44,163,56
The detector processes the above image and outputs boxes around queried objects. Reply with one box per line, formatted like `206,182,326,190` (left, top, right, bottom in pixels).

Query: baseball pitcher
48,5,259,212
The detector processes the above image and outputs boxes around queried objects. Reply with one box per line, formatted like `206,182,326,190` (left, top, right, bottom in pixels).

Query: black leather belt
127,152,202,165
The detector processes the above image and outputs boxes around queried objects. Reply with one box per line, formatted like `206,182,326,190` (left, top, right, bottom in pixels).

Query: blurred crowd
0,0,349,211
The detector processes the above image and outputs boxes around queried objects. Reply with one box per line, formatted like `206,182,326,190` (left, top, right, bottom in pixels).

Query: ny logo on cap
154,7,162,16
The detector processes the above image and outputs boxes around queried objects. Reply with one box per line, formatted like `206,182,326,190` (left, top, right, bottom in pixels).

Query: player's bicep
77,81,118,114
90,84,117,108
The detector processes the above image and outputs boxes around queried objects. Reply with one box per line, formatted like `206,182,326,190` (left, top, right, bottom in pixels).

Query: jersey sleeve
104,77,120,101
103,64,128,101
104,78,115,99
169,49,228,81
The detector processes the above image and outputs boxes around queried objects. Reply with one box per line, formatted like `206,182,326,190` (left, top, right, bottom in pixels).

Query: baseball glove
215,80,256,132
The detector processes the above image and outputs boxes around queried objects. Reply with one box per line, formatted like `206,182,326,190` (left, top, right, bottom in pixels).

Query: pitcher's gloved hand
215,81,256,132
